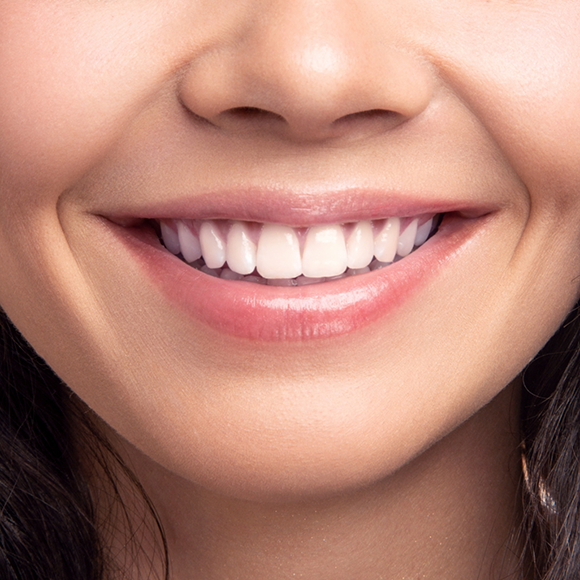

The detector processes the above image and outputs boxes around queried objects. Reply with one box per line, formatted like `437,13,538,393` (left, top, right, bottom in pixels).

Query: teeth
302,225,347,278
160,221,181,255
346,221,374,269
414,218,433,247
397,218,418,257
199,221,226,269
257,224,302,279
374,217,400,263
158,213,438,283
177,220,202,263
227,221,257,275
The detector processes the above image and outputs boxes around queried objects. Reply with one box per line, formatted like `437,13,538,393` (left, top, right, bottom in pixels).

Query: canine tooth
346,221,374,269
200,220,226,268
302,225,347,278
257,224,302,279
414,218,433,246
160,221,181,255
176,220,202,263
227,221,257,275
397,218,418,257
374,217,400,262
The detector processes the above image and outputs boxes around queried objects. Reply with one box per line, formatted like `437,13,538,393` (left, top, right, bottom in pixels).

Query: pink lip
106,207,489,341
106,187,490,226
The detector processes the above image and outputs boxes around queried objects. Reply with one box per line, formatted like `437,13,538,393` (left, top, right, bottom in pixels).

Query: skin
1,0,580,577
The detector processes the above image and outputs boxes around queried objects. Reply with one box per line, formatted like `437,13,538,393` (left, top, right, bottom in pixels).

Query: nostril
340,109,398,122
332,108,402,130
219,106,405,141
225,107,286,123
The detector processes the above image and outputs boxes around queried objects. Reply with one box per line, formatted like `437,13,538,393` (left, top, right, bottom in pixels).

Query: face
1,0,580,501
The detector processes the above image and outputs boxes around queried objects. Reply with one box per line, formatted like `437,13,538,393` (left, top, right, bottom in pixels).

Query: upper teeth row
159,216,435,280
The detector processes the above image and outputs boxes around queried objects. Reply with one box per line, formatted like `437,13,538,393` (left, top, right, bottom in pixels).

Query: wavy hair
0,310,168,580
521,303,580,579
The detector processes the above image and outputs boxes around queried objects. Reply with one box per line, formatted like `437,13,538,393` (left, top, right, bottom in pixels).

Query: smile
157,215,439,285
106,190,492,340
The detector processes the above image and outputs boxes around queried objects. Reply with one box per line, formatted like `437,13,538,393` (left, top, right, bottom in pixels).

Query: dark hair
1,302,580,580
0,310,168,579
521,303,580,579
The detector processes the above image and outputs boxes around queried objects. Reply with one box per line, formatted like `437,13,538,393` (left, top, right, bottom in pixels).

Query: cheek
0,2,173,195
435,5,580,218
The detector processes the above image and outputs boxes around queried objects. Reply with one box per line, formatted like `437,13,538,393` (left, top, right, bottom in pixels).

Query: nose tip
178,3,435,142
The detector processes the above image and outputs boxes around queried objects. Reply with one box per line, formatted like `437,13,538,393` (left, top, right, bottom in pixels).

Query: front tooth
302,225,348,278
346,221,374,269
160,221,181,255
227,221,257,275
397,219,418,257
176,220,202,263
414,218,433,246
199,220,226,268
256,224,302,279
374,217,400,262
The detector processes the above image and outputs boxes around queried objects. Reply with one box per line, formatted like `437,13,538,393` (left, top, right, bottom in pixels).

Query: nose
178,1,434,142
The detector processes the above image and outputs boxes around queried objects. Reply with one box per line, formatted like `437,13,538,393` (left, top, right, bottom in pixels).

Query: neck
107,381,523,580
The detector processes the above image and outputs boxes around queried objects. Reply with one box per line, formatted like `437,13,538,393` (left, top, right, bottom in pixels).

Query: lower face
1,0,580,500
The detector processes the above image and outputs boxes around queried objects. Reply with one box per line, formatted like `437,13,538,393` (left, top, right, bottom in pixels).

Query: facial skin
1,0,580,577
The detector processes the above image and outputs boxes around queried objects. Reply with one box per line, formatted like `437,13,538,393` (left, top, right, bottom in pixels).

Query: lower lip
110,215,483,341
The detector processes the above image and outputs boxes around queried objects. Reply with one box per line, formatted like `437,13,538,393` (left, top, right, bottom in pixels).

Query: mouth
104,191,492,341
156,214,440,286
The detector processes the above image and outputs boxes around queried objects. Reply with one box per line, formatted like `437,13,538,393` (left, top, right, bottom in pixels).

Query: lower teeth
190,258,394,285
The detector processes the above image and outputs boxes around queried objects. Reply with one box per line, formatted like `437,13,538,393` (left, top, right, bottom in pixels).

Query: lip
105,187,490,226
102,193,492,340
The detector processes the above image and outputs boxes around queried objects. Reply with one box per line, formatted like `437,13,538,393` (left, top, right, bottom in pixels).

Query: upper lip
101,187,497,226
